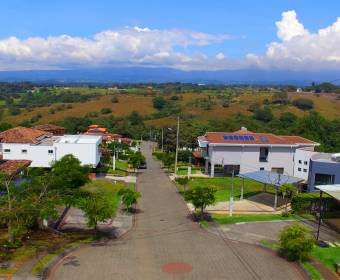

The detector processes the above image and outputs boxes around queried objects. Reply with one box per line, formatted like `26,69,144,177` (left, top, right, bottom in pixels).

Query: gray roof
238,170,303,188
315,185,340,201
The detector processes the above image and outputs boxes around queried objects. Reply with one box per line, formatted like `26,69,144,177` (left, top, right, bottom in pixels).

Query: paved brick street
50,142,307,280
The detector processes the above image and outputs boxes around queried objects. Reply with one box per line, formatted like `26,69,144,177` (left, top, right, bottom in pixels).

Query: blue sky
0,0,339,71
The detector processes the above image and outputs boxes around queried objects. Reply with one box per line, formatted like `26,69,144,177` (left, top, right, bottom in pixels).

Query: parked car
139,162,147,169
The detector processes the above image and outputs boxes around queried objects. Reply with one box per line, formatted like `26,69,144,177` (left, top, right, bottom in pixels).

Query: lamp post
174,116,180,177
229,168,234,217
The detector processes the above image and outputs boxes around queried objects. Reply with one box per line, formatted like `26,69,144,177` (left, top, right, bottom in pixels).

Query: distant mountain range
0,67,339,85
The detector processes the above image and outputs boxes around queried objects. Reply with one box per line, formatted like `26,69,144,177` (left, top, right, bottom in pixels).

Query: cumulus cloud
0,26,228,70
249,10,340,70
1,11,340,71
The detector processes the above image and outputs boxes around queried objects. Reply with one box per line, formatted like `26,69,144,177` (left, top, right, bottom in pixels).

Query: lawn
81,179,123,217
177,166,202,176
212,213,296,225
106,159,129,176
311,246,340,272
181,177,274,202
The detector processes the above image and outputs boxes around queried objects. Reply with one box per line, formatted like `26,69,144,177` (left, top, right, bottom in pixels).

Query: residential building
198,127,318,177
33,124,66,136
0,127,102,168
308,153,340,192
293,147,317,181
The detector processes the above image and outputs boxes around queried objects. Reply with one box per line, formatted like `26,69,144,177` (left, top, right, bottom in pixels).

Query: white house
198,127,319,177
0,127,102,168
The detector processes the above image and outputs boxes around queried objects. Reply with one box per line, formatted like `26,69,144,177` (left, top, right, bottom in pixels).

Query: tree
279,223,315,261
279,184,297,215
51,155,90,206
118,188,141,212
279,112,297,124
128,152,145,171
292,98,314,110
175,177,189,192
184,186,216,218
79,191,114,231
152,96,167,110
254,107,273,122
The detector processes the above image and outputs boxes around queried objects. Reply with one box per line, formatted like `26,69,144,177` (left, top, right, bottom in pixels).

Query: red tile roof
0,127,52,144
0,160,31,176
34,124,65,131
201,130,318,146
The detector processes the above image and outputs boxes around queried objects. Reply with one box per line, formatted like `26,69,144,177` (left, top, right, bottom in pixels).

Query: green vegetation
292,98,314,110
213,214,296,225
184,186,217,217
311,246,340,272
279,223,315,261
118,188,141,212
301,261,323,280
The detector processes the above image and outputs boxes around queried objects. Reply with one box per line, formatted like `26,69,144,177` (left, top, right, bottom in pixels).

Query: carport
315,184,340,240
237,170,304,210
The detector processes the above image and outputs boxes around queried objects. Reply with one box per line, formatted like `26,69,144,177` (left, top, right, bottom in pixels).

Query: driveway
49,142,306,280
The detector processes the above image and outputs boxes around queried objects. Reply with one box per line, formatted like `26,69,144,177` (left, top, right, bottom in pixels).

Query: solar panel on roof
239,136,244,140
233,135,239,140
260,136,268,142
249,136,255,140
228,135,233,140
244,136,249,140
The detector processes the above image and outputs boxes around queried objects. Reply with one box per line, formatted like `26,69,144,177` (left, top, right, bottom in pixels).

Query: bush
111,96,119,103
292,98,314,110
279,223,315,261
101,107,112,114
118,188,141,212
184,186,216,217
254,107,273,122
152,96,167,110
291,193,339,214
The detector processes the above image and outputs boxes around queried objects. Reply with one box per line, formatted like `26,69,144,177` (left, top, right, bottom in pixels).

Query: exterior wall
208,145,296,176
293,149,316,180
54,142,101,167
1,138,101,168
2,143,55,167
308,160,340,192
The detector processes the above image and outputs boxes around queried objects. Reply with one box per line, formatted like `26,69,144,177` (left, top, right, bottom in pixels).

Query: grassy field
179,176,273,202
3,89,340,126
212,213,296,224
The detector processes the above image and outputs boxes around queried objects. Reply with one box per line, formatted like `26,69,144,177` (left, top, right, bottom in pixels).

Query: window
304,161,308,165
298,168,302,171
260,167,265,171
48,150,54,154
272,167,284,174
259,147,269,162
315,173,335,185
4,149,10,153
298,160,302,164
303,169,307,172
21,149,27,154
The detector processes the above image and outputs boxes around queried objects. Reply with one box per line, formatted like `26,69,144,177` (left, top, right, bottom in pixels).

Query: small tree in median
279,223,315,261
175,177,189,192
184,186,216,219
118,188,141,212
79,191,114,232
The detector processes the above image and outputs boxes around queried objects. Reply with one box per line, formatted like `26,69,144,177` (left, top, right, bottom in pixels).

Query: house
33,124,66,136
85,125,123,143
0,127,102,168
198,127,319,177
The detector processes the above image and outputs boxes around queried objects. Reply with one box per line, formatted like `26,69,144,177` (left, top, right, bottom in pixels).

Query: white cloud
1,11,340,71
215,52,225,60
0,27,228,70
249,10,340,70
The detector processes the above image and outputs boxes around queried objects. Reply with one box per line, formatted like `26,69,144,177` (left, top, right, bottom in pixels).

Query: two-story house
0,127,102,168
198,127,319,177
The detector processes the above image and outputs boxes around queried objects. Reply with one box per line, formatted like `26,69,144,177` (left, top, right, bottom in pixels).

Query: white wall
209,145,296,176
2,138,101,168
294,148,316,180
2,143,55,167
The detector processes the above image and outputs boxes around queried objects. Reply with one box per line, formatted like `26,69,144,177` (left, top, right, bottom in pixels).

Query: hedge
291,192,340,214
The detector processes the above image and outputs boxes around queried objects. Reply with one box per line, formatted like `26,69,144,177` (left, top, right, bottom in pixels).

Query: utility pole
188,155,192,178
229,168,234,217
174,116,180,177
112,151,116,171
161,128,164,152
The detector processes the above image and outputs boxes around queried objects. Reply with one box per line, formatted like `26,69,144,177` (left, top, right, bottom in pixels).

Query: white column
210,163,215,177
205,159,209,175
274,189,278,210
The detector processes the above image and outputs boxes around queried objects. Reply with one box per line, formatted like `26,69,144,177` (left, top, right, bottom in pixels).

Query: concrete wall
208,145,296,176
2,139,101,168
2,143,55,167
294,149,317,180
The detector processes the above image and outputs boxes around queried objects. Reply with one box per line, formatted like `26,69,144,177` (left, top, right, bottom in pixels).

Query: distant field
2,90,340,126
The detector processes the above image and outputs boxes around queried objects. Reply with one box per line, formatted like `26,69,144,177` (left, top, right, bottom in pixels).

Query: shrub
254,107,273,122
292,98,314,110
279,223,315,261
101,107,112,114
118,188,141,212
152,96,167,110
111,96,119,103
184,186,216,217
